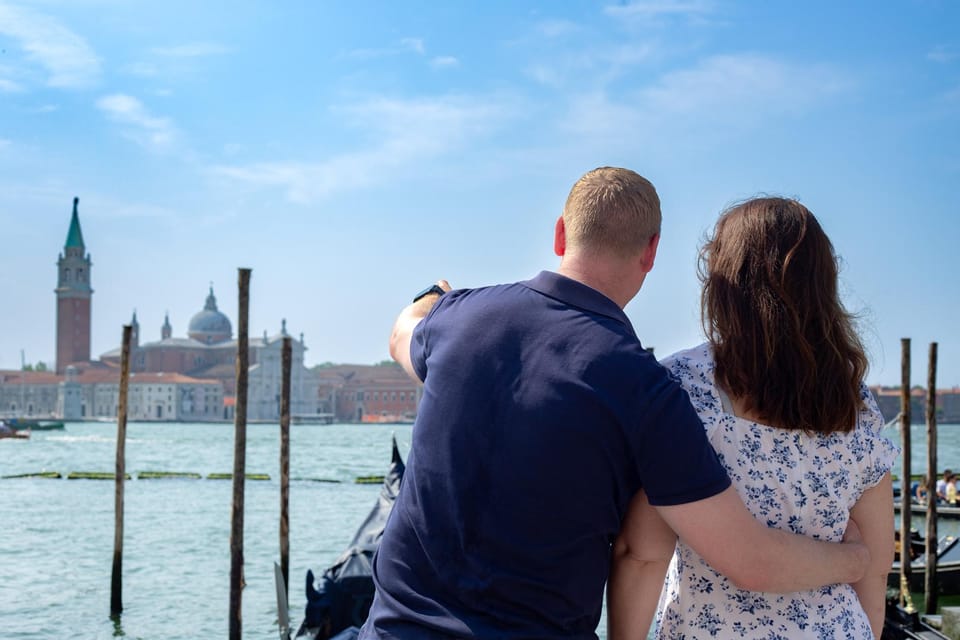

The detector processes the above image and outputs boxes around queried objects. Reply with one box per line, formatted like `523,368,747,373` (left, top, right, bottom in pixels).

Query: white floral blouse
654,344,899,640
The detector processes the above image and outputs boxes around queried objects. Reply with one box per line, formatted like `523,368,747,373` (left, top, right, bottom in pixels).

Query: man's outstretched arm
389,280,450,382
651,486,869,592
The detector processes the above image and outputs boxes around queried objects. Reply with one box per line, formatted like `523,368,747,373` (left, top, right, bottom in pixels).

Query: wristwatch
413,284,446,303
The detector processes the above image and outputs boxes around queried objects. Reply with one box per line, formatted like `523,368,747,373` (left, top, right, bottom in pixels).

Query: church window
65,268,70,281
78,268,83,281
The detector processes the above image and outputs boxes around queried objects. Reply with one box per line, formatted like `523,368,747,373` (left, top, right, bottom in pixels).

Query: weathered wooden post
280,336,292,594
111,324,132,617
900,338,913,607
230,268,251,640
925,342,939,615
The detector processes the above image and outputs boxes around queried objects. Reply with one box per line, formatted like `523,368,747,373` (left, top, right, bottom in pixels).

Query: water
0,421,955,639
0,422,413,640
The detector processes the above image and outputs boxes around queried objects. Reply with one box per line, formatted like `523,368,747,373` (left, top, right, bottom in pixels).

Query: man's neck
556,255,643,309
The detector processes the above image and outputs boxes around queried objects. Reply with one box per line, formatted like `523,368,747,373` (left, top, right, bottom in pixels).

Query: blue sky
0,0,957,387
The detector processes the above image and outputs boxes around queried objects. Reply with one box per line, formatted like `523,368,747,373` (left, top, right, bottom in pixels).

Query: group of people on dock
358,168,897,640
917,469,959,506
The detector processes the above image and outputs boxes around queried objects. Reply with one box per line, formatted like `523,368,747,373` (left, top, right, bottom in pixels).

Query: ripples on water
0,421,955,639
0,422,412,640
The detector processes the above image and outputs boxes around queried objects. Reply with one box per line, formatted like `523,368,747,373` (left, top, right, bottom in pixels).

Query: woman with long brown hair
609,197,898,639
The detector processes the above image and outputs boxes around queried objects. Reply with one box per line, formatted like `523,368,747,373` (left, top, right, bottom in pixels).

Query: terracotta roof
0,370,61,385
129,372,219,385
314,363,412,384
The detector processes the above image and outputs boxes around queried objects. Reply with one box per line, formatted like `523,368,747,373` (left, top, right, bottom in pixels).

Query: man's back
362,272,728,639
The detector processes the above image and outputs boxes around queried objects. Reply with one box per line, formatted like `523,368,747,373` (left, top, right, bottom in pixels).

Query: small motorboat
0,422,29,440
5,418,64,431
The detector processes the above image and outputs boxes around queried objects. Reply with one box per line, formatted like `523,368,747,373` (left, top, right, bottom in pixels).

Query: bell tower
55,197,93,373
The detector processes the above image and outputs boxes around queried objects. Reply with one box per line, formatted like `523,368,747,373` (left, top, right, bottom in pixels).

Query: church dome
188,286,232,345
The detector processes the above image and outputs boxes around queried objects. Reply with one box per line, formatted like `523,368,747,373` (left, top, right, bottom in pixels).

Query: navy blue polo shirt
361,271,729,640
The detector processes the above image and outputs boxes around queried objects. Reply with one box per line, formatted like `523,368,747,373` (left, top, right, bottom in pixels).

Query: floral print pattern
653,344,900,639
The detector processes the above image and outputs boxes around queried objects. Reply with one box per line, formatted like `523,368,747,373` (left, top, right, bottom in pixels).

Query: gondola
890,531,960,595
882,597,950,639
292,436,405,640
896,502,960,520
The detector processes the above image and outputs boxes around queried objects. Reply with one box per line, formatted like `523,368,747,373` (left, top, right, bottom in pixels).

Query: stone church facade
0,198,323,422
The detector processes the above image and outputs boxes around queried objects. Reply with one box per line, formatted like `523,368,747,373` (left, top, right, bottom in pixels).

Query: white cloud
343,37,427,60
524,64,563,88
430,56,459,69
604,0,715,19
122,61,159,77
123,43,229,78
150,42,231,58
928,46,958,64
562,54,850,138
400,38,424,55
0,77,23,92
96,93,177,151
0,2,100,88
210,95,511,203
524,42,657,88
537,19,581,38
643,54,846,114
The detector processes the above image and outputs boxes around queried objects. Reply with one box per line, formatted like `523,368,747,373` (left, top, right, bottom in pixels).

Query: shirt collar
521,271,636,337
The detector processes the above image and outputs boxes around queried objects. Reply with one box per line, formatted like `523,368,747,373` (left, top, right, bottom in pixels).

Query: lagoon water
0,420,956,639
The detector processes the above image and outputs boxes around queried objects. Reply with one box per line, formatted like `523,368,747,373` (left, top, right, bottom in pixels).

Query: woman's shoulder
659,344,725,418
660,343,713,379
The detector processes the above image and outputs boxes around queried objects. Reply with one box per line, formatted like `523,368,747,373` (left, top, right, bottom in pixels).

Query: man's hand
411,280,451,316
843,518,863,545
390,279,451,382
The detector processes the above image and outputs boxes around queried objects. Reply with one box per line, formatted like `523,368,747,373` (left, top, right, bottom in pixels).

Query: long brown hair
700,197,867,433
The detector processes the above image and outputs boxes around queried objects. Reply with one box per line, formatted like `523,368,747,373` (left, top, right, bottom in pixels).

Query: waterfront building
872,385,960,424
0,197,324,422
315,363,421,423
99,293,321,421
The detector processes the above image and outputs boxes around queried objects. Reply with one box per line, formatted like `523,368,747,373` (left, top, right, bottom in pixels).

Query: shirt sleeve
410,293,453,382
632,363,731,506
859,385,901,491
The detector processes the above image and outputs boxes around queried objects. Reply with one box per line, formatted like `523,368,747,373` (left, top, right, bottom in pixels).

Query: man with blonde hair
360,167,869,640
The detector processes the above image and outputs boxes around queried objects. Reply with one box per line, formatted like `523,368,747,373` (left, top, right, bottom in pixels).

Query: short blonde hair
562,167,661,257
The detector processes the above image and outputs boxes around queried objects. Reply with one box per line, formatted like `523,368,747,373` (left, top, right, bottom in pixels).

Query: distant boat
360,413,414,425
5,418,64,431
890,532,960,595
0,422,29,440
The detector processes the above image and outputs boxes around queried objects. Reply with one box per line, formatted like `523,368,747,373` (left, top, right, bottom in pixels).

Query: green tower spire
65,197,85,249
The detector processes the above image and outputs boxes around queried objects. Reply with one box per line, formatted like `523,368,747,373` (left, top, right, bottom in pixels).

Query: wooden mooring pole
280,336,292,595
230,268,251,640
900,338,912,607
111,324,132,617
925,342,939,615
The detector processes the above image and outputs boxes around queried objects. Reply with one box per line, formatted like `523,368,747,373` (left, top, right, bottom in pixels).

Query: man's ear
640,233,660,272
554,216,566,256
